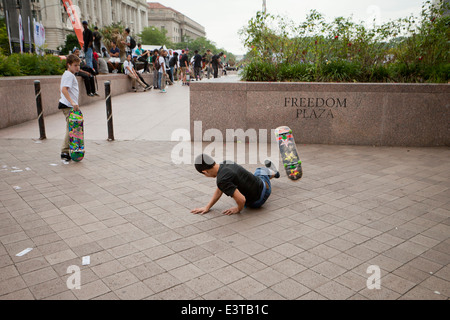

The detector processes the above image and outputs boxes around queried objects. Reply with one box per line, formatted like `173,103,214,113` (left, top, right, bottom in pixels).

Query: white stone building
147,2,205,43
35,0,149,50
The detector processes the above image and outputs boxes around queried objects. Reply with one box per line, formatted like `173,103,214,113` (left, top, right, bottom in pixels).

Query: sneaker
112,69,118,74
88,93,94,97
61,152,71,161
132,87,137,92
144,85,151,91
160,89,166,93
94,92,100,96
264,159,280,178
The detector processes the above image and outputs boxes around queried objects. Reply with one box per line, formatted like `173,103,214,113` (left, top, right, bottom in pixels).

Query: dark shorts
246,167,272,208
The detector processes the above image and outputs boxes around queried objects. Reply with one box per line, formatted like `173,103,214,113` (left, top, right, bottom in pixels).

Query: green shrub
0,53,65,77
240,1,449,83
318,60,362,82
277,63,314,82
241,61,278,82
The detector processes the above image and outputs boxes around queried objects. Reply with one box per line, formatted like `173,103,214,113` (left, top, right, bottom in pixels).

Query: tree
60,33,80,55
139,26,172,46
0,18,10,55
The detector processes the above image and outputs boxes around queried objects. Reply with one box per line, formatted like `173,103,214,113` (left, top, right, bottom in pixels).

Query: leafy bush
0,53,65,77
240,0,449,83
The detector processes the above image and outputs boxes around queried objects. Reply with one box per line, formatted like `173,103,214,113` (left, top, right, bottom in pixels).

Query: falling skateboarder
191,154,280,215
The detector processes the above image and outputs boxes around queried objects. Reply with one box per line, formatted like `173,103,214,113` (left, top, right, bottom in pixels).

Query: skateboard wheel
284,163,288,168
298,160,302,164
289,130,292,133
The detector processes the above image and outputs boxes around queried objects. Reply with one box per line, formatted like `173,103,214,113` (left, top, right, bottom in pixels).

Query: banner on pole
61,0,84,48
5,10,13,54
18,14,24,53
34,19,46,56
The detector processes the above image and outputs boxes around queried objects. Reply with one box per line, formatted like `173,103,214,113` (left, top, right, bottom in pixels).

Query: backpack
129,36,136,49
154,56,161,70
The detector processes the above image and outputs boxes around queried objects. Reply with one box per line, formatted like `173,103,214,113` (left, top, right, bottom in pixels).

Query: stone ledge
190,81,450,147
0,73,154,129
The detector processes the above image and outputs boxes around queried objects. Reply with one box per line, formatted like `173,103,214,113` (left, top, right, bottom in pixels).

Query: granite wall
190,82,450,147
0,74,153,129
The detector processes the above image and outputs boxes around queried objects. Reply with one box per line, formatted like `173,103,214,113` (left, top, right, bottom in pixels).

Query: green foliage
0,18,10,55
240,0,449,83
173,36,237,65
60,34,81,55
99,22,127,55
139,26,172,46
0,53,65,77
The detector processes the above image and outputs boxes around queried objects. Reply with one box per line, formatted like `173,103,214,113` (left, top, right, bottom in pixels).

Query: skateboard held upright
274,126,302,180
68,110,84,161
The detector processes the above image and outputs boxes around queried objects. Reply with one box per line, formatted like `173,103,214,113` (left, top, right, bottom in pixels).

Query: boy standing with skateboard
59,54,81,161
191,154,280,215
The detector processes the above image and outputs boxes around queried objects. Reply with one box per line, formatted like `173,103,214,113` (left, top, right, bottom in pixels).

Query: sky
152,0,425,56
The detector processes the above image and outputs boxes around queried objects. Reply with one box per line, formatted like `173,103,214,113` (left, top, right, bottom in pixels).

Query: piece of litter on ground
13,186,21,190
34,140,42,144
16,248,33,257
82,256,90,266
25,167,31,171
11,170,23,173
11,166,19,169
49,164,58,166
434,291,440,295
2,165,7,168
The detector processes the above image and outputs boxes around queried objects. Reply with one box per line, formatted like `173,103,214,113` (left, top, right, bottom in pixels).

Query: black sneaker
61,152,71,161
264,159,280,178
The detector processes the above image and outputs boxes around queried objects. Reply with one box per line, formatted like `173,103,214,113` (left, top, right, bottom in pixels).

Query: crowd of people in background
72,22,230,96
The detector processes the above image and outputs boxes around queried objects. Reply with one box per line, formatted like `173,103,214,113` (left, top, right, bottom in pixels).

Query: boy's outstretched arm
191,188,223,214
222,189,246,215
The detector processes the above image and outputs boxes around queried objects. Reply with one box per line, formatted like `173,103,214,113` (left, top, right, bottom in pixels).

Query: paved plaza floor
0,78,449,300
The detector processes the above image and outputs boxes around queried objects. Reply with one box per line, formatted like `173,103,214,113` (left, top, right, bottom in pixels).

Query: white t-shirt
59,70,79,107
123,60,133,75
159,56,165,73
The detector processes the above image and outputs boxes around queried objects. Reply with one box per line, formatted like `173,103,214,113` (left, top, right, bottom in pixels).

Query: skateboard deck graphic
68,110,84,161
275,126,302,180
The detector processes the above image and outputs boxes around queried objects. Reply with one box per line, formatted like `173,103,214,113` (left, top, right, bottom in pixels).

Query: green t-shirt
135,48,143,56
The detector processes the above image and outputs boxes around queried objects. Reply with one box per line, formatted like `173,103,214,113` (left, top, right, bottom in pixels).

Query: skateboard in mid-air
274,126,302,180
68,110,84,161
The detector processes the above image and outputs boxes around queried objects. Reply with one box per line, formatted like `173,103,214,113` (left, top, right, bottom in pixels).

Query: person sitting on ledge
107,41,121,73
191,154,280,216
123,54,150,92
72,47,98,97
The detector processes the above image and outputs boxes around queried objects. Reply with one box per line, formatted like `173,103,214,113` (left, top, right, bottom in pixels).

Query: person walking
193,50,202,81
169,52,178,83
158,50,167,93
205,49,213,79
151,50,159,89
211,52,224,78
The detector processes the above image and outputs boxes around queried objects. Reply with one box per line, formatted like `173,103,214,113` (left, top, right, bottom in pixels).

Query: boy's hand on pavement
222,207,240,215
191,207,210,215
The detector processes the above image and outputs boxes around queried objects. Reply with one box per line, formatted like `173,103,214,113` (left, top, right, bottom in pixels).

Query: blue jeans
85,47,93,69
158,71,163,89
246,167,272,208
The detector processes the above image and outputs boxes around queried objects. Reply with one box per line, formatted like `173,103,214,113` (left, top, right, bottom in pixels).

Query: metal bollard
34,80,46,140
105,81,114,141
